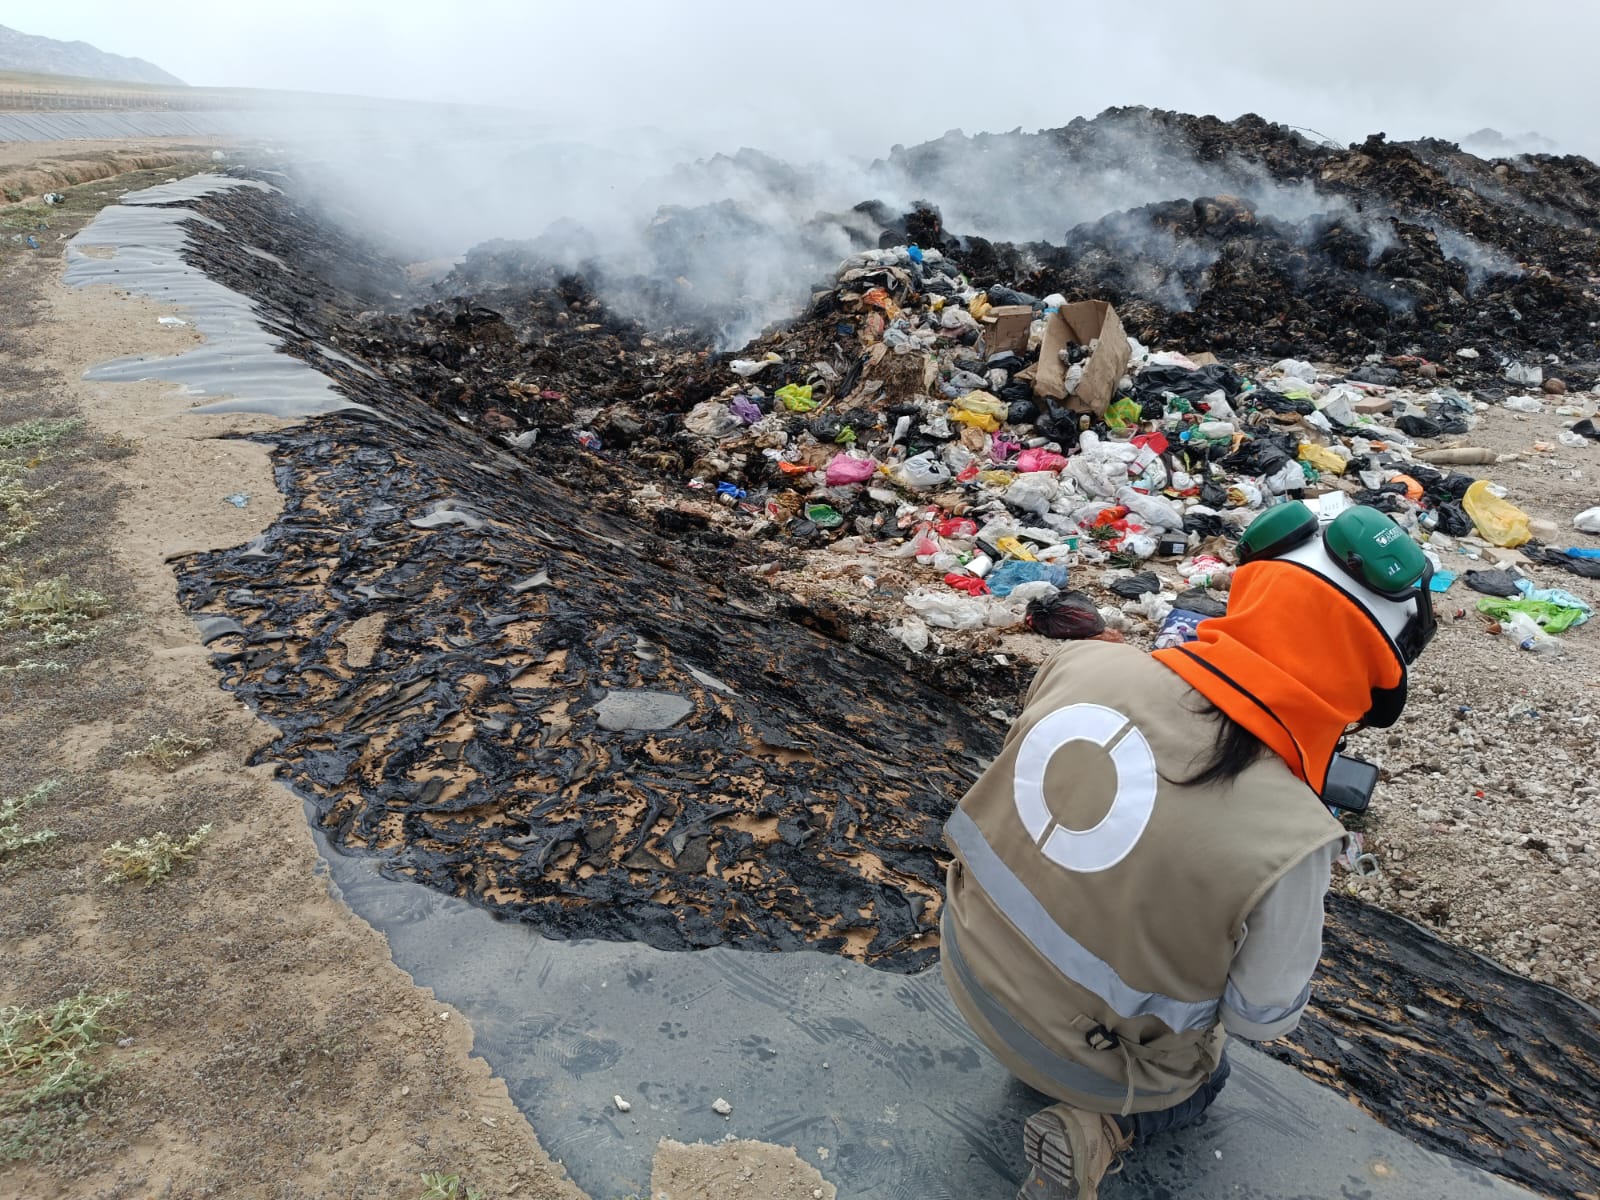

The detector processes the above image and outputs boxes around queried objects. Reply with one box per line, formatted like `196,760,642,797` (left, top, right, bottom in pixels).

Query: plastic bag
1005,473,1060,516
1105,397,1142,431
683,401,742,438
1025,591,1106,639
777,383,817,412
892,617,931,653
1117,487,1184,532
1504,395,1542,413
1016,448,1068,473
903,588,989,630
824,454,879,486
1298,442,1348,475
1264,459,1307,496
1107,571,1161,598
1433,501,1473,537
1463,569,1522,597
890,452,953,490
986,560,1070,598
1576,506,1600,534
1463,480,1531,547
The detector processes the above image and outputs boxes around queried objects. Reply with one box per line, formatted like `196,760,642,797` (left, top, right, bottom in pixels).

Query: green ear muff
1322,506,1429,598
1237,503,1317,564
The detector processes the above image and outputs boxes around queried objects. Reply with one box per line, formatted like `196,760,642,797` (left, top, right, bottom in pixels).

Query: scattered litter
223,492,250,508
613,1095,632,1113
712,1097,733,1116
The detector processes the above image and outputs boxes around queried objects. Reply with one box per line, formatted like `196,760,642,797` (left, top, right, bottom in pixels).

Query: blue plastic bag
985,560,1069,597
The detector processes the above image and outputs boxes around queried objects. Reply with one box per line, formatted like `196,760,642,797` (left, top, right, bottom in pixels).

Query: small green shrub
101,825,211,887
122,731,213,772
0,991,127,1161
0,780,58,857
419,1172,487,1200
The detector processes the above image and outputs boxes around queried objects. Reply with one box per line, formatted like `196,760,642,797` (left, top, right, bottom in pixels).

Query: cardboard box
1031,300,1131,417
983,305,1035,355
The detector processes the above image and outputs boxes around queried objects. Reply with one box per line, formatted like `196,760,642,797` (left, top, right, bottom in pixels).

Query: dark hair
1173,704,1269,788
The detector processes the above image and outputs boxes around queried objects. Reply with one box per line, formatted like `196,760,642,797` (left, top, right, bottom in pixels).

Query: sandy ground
0,154,836,1200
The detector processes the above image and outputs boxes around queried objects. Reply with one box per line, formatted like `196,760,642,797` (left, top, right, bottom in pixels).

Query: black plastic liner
176,402,1002,972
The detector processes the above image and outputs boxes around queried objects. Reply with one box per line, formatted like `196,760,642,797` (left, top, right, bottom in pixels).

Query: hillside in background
0,22,184,86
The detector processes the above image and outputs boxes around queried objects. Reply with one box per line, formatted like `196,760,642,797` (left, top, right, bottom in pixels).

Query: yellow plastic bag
1297,442,1348,475
948,390,1007,434
968,294,992,322
1462,480,1531,547
951,409,1001,433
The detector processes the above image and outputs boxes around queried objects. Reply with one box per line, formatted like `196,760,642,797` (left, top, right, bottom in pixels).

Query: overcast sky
14,2,1600,160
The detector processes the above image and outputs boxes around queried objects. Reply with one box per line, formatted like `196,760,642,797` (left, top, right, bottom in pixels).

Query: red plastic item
1132,432,1170,454
936,517,978,538
944,573,990,595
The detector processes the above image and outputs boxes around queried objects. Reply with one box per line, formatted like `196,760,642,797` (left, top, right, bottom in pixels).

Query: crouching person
940,506,1435,1198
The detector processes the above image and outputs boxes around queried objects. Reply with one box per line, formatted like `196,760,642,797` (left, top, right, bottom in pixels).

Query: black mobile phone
1323,754,1380,815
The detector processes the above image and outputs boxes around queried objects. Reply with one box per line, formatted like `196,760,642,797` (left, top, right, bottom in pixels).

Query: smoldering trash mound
150,111,1600,1198
450,106,1600,368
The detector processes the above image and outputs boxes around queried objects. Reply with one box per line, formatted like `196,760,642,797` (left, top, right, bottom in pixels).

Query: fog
23,1,1600,159
16,2,1597,345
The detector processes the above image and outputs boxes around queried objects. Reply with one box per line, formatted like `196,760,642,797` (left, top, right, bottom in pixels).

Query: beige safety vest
941,641,1343,1114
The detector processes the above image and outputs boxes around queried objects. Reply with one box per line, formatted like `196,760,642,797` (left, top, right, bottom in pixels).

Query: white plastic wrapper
1575,506,1600,533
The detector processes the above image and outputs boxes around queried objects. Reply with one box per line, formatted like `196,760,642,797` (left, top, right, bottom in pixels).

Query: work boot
1018,1103,1134,1200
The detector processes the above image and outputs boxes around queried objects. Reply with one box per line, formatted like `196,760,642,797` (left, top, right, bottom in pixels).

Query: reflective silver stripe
946,806,1219,1032
943,916,1177,1104
1222,978,1310,1028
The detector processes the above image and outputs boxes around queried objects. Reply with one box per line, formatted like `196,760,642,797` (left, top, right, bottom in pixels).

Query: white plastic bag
1504,395,1543,413
1006,473,1060,516
1117,487,1184,532
903,589,989,630
1575,506,1600,534
890,451,953,490
1274,358,1318,383
892,617,932,653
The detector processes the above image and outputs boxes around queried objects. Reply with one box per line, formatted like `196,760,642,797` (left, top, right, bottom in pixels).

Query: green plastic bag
777,383,816,412
1476,596,1587,633
1105,397,1142,431
805,503,843,529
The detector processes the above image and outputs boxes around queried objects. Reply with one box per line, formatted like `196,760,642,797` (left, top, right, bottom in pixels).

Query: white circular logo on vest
1012,703,1157,873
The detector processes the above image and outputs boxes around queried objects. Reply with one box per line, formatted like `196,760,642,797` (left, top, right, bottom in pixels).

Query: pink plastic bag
1016,448,1068,473
824,454,879,486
